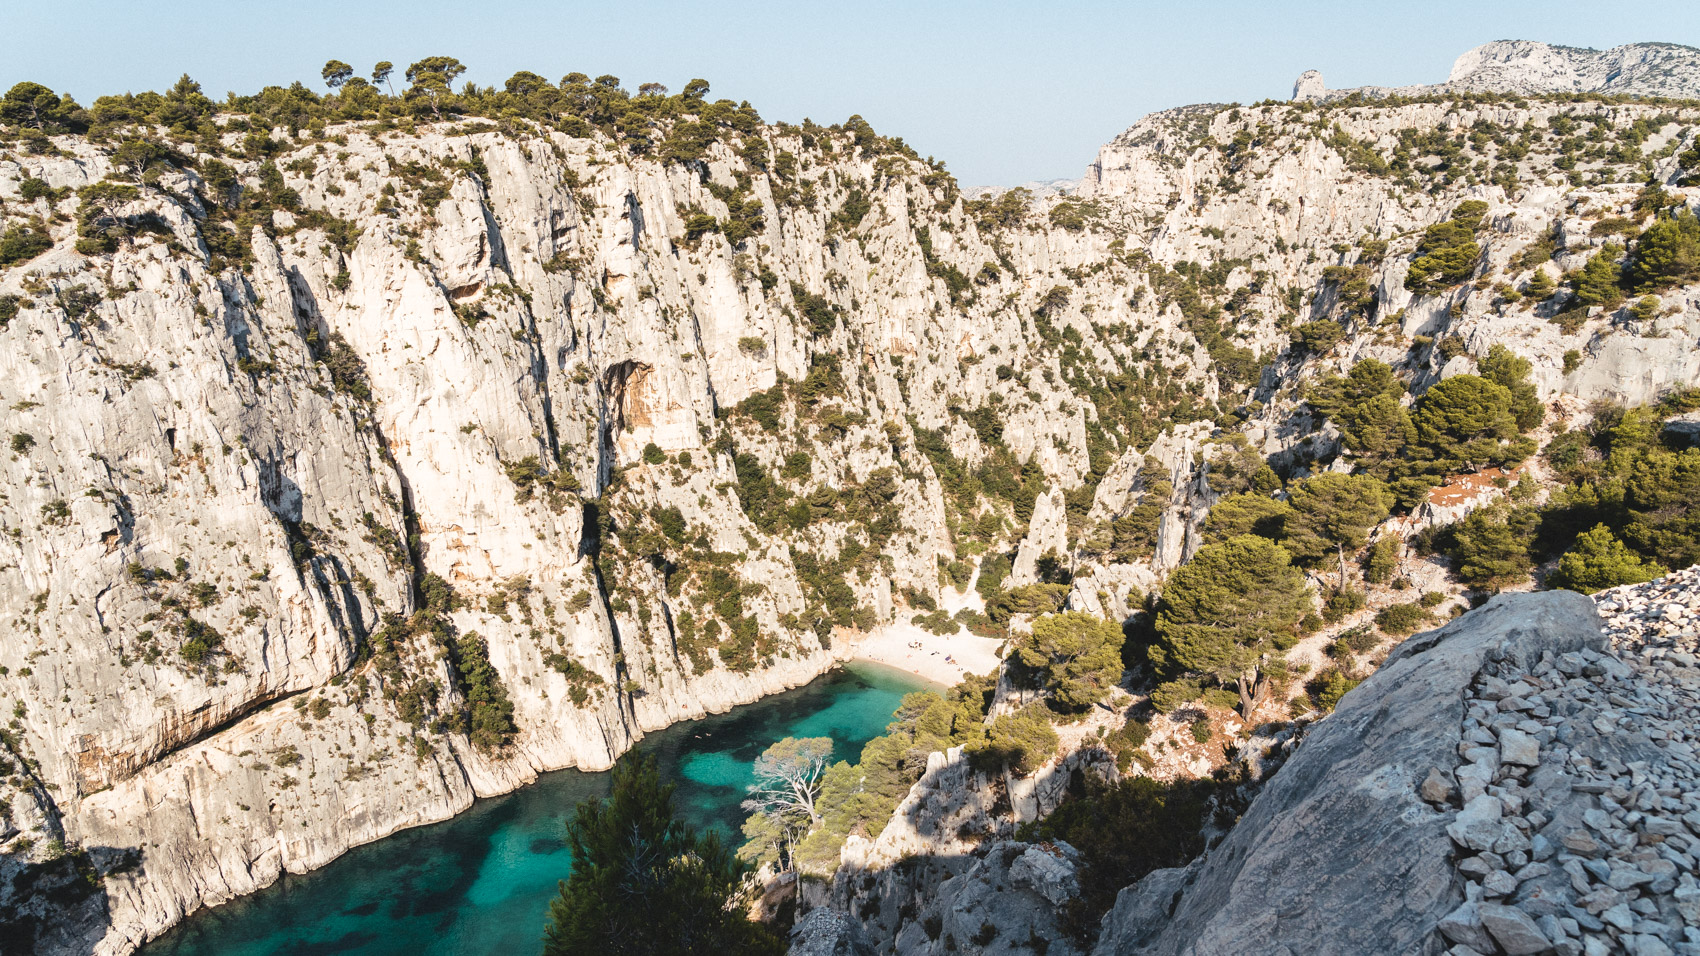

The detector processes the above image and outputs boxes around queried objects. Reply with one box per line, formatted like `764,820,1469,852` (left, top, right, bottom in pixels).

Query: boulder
1092,591,1604,955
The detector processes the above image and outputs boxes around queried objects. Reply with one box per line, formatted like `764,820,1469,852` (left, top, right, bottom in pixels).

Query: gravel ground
1437,567,1700,956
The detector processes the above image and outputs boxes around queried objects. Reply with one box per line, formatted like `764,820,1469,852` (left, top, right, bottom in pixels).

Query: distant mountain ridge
1293,39,1700,102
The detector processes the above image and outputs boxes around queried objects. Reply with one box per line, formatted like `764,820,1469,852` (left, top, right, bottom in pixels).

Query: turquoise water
142,662,929,956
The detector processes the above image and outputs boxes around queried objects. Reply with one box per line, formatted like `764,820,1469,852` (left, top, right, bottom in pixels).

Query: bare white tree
743,736,834,824
740,736,834,870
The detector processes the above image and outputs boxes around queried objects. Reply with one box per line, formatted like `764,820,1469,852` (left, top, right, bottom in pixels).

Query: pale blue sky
5,1,1698,185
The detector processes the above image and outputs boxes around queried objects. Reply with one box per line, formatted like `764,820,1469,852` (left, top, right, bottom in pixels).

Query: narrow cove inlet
140,663,931,956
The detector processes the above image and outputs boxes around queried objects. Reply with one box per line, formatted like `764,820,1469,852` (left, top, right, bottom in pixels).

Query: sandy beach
847,619,1006,687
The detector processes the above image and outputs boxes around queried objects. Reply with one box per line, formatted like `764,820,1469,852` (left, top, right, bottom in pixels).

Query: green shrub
1291,319,1345,355
1374,602,1430,636
1014,611,1125,713
0,222,52,266
1574,245,1624,308
1548,523,1665,595
1321,587,1365,624
915,609,955,635
1148,676,1201,713
1362,537,1397,584
1338,624,1380,655
1019,775,1221,933
1200,687,1241,711
1405,201,1487,294
1624,209,1700,292
1202,492,1291,545
451,630,516,752
1105,719,1151,772
1307,669,1360,712
1441,503,1538,590
1477,345,1543,432
988,582,1069,622
1306,360,1411,475
968,705,1060,777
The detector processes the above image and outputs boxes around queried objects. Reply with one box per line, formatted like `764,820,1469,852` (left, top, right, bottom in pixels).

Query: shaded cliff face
1,73,1700,954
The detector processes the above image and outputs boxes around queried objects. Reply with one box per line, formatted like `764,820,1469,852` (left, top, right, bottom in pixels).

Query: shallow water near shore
141,662,930,956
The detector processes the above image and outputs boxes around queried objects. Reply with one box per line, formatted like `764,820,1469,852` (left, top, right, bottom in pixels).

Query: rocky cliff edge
1093,590,1605,955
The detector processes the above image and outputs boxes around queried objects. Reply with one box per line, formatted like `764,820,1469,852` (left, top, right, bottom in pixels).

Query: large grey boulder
1092,590,1604,956
892,841,1087,956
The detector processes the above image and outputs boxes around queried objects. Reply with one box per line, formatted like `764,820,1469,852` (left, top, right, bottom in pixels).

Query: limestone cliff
3,42,1700,955
1292,40,1700,103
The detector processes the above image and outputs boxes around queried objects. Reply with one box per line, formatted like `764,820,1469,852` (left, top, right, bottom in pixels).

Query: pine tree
1150,535,1309,684
1015,611,1126,712
1477,345,1544,432
1410,375,1532,473
543,753,783,956
1202,492,1293,545
1280,473,1394,572
1574,246,1624,307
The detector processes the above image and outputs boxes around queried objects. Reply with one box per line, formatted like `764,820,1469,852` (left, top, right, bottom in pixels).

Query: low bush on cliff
1405,200,1488,295
0,221,52,267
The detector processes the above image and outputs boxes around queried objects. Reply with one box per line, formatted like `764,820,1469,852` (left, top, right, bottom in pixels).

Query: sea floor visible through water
142,662,932,956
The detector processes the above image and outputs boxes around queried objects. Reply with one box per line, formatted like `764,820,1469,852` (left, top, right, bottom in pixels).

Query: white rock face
1290,41,1700,104
1292,70,1328,102
6,42,1700,956
1449,40,1700,98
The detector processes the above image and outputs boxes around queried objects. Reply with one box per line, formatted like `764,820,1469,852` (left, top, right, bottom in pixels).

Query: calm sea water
142,662,929,956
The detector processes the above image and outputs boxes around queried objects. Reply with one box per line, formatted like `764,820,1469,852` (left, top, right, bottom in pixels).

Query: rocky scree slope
2,65,1700,954
1431,568,1700,956
1079,570,1700,956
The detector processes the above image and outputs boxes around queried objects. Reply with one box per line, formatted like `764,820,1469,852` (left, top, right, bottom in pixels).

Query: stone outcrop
1092,590,1605,955
788,909,877,956
1291,41,1700,103
818,744,1112,954
892,841,1088,956
1432,568,1700,955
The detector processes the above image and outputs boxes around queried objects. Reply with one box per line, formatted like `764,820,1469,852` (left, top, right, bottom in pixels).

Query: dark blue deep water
141,662,929,956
